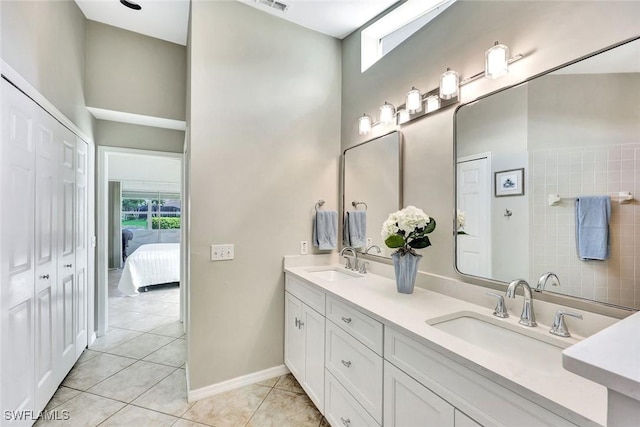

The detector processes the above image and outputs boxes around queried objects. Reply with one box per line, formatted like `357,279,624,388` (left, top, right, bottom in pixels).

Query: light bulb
439,68,459,100
485,41,509,79
406,87,422,113
379,102,396,125
358,114,372,135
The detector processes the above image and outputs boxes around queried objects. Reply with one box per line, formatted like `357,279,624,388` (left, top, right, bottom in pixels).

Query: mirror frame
342,130,403,260
453,36,640,317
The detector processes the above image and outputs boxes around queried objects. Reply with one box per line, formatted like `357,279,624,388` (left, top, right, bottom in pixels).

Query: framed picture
495,168,524,197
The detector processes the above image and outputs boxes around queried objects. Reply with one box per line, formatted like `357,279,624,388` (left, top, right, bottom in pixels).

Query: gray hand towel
576,196,611,261
313,210,338,250
344,210,367,248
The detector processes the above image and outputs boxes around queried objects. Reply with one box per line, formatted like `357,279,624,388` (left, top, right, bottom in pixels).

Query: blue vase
391,252,422,294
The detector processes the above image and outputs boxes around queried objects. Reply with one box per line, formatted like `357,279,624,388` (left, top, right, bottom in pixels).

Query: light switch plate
211,244,234,261
300,241,308,255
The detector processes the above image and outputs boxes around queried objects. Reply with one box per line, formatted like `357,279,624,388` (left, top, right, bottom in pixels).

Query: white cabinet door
285,292,304,380
1,78,37,426
302,303,324,412
384,361,454,427
34,108,59,412
74,138,87,357
57,127,77,376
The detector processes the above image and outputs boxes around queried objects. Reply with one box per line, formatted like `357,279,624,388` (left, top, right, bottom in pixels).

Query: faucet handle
358,261,369,274
550,310,583,337
486,292,509,318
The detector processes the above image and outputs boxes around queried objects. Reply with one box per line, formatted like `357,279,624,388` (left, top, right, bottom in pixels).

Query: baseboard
187,364,290,403
89,331,97,347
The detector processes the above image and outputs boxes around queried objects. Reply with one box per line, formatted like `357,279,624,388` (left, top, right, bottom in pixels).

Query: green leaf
423,218,436,234
385,235,405,248
409,236,431,249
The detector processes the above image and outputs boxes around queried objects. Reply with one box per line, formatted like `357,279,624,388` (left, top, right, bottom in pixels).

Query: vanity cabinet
284,276,325,412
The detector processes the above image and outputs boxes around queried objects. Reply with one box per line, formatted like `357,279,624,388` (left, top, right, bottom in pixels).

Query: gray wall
341,0,640,287
85,21,186,121
1,0,94,137
96,120,184,153
188,1,341,389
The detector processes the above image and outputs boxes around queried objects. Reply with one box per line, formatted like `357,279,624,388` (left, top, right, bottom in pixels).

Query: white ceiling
74,0,400,44
75,0,190,45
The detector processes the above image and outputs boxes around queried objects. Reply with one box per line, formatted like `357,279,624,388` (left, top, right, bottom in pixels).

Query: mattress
118,243,180,296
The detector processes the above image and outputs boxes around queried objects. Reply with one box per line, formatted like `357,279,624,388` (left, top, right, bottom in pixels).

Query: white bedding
118,243,180,296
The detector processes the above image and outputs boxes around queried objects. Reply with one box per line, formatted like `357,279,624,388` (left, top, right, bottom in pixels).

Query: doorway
456,153,492,278
97,147,184,336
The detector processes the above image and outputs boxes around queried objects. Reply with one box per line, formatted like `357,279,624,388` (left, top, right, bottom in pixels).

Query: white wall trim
87,106,186,131
187,365,290,403
1,59,94,144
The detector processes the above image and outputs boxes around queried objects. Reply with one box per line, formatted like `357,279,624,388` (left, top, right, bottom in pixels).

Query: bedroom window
121,191,181,254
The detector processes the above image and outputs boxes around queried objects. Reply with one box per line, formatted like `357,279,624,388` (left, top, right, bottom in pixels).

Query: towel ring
352,201,368,210
315,200,325,211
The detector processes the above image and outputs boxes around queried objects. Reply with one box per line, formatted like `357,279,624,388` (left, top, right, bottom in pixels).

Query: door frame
456,152,492,277
96,146,184,336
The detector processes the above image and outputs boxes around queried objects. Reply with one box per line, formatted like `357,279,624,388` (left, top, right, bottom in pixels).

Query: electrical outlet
300,241,308,255
211,244,234,261
366,238,372,247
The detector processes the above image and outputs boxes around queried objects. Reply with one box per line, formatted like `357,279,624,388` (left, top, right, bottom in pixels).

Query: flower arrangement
381,206,436,256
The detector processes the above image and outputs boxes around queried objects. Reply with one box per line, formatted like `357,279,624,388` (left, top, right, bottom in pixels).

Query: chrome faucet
364,245,382,255
505,279,537,327
340,247,358,271
536,272,561,292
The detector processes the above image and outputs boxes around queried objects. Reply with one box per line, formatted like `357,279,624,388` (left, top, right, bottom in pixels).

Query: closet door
0,79,37,424
57,128,76,375
34,109,59,411
74,138,88,357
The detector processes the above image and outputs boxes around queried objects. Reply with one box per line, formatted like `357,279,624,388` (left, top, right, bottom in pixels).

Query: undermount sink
427,311,569,372
305,267,362,282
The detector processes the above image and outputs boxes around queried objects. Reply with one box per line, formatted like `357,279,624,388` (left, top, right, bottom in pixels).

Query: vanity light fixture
439,68,459,100
358,114,373,135
425,94,441,113
406,87,422,113
356,41,525,133
485,41,510,79
379,102,396,124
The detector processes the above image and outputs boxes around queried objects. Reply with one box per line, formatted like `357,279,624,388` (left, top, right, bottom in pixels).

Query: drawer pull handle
40,274,50,280
341,360,351,368
64,264,73,268
341,317,352,324
340,417,351,426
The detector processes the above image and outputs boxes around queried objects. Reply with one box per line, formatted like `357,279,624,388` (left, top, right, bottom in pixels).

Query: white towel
344,210,366,248
313,210,338,250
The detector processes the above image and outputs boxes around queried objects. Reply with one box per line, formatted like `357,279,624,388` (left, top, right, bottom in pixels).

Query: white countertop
563,310,640,401
285,262,607,427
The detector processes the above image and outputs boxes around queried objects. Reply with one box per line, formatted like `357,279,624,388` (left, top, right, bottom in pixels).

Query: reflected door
457,156,491,277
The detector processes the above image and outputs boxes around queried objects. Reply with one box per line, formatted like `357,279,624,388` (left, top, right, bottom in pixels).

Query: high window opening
361,0,456,72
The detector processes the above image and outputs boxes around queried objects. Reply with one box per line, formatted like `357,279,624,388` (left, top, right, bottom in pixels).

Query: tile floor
38,269,327,426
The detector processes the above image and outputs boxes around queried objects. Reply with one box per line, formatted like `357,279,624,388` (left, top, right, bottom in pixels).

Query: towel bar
352,200,368,210
315,200,325,211
548,192,633,206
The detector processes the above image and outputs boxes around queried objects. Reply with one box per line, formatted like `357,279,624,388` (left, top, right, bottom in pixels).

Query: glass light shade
397,109,410,124
426,95,440,113
440,68,459,100
358,114,372,135
406,87,422,113
379,102,396,124
485,41,510,79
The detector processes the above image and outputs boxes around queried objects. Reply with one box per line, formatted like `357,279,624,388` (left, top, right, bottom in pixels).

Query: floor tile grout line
243,386,275,427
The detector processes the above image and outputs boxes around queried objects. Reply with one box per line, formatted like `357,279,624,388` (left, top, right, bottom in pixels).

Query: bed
118,243,180,296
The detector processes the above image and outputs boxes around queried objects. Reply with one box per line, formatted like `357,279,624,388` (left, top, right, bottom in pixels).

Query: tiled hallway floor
38,270,326,426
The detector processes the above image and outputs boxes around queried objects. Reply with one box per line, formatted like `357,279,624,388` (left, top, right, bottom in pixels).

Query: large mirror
343,131,402,258
455,37,640,310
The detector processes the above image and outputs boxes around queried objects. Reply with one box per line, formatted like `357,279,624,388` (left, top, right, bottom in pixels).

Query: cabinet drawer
325,370,379,427
384,327,579,427
326,321,382,423
285,274,325,315
326,296,383,355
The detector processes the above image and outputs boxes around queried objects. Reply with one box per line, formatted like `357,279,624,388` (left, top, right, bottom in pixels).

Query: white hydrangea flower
396,206,430,234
